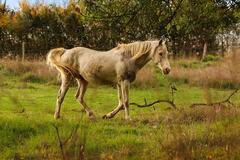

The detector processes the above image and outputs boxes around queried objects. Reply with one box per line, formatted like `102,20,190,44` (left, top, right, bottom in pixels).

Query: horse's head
152,40,171,75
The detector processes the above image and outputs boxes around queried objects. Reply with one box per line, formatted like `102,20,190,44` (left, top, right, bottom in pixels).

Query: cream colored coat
47,40,171,120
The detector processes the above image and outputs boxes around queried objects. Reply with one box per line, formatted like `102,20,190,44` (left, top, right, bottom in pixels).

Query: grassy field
0,57,240,160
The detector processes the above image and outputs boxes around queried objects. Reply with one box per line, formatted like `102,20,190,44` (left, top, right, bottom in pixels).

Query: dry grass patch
0,59,58,83
160,123,240,160
133,65,160,88
170,49,240,88
161,106,240,124
141,106,240,160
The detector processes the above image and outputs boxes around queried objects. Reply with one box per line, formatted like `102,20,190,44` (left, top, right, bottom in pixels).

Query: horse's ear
159,39,163,46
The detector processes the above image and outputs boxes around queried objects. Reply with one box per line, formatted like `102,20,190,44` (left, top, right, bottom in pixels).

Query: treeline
0,0,239,57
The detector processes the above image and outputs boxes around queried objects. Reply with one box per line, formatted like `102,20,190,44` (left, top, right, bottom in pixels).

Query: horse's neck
132,51,151,70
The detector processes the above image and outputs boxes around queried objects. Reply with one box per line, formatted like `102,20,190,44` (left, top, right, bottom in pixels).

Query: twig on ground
130,84,178,110
130,99,176,109
190,89,239,108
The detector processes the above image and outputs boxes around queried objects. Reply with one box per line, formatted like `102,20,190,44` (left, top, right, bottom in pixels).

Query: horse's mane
116,41,153,59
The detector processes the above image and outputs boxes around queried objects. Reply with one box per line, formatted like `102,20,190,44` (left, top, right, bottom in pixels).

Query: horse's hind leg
103,84,123,119
76,78,95,119
54,74,71,119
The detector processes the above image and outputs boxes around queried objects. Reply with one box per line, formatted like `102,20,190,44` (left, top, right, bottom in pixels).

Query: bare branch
223,89,239,103
159,0,184,31
53,125,65,160
130,99,176,109
130,84,178,110
190,89,239,108
65,123,80,145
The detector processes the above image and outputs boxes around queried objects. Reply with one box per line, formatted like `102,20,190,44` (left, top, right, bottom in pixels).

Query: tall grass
0,59,58,84
140,106,240,160
132,65,160,88
170,49,240,88
159,122,240,160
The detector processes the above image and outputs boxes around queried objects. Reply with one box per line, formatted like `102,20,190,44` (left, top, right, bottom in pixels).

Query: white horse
47,40,171,120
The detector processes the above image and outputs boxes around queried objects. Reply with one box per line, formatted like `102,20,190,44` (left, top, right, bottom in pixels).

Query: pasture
0,55,240,160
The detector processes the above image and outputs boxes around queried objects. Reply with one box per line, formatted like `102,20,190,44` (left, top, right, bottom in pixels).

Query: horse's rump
47,48,80,78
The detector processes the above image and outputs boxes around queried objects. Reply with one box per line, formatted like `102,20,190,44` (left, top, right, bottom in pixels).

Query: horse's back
58,46,122,84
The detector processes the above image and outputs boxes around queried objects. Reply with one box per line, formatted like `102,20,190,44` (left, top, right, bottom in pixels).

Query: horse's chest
116,62,137,82
120,69,136,82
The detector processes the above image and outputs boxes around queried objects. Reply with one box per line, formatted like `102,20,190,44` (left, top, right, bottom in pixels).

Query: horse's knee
78,97,84,103
75,90,80,99
123,99,129,108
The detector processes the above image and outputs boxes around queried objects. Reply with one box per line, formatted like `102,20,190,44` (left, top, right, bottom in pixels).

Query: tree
0,0,239,57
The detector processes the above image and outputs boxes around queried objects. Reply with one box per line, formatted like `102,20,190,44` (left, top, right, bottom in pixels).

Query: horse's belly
80,64,117,85
94,72,117,84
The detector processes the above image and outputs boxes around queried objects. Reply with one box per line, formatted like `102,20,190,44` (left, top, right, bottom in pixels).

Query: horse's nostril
165,68,170,74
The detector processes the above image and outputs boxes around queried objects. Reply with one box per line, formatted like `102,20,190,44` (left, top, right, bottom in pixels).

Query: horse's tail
47,48,80,78
47,48,65,68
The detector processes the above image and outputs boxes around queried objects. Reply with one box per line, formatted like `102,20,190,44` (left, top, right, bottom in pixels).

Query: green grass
0,67,240,159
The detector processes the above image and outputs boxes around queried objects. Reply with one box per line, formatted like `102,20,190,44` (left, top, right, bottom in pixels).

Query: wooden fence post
22,41,25,62
201,42,207,61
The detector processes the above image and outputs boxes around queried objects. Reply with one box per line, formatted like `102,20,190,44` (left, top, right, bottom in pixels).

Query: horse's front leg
121,80,131,120
103,84,123,119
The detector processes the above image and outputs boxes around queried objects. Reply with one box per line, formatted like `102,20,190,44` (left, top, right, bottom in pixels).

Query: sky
5,0,66,9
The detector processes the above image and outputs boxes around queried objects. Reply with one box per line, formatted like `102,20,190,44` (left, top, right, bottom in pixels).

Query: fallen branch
130,98,176,109
190,89,239,108
130,84,177,110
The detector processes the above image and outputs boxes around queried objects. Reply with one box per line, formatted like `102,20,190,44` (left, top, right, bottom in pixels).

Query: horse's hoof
125,117,132,121
88,112,95,117
102,114,111,119
89,114,96,121
54,114,60,119
102,115,108,119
